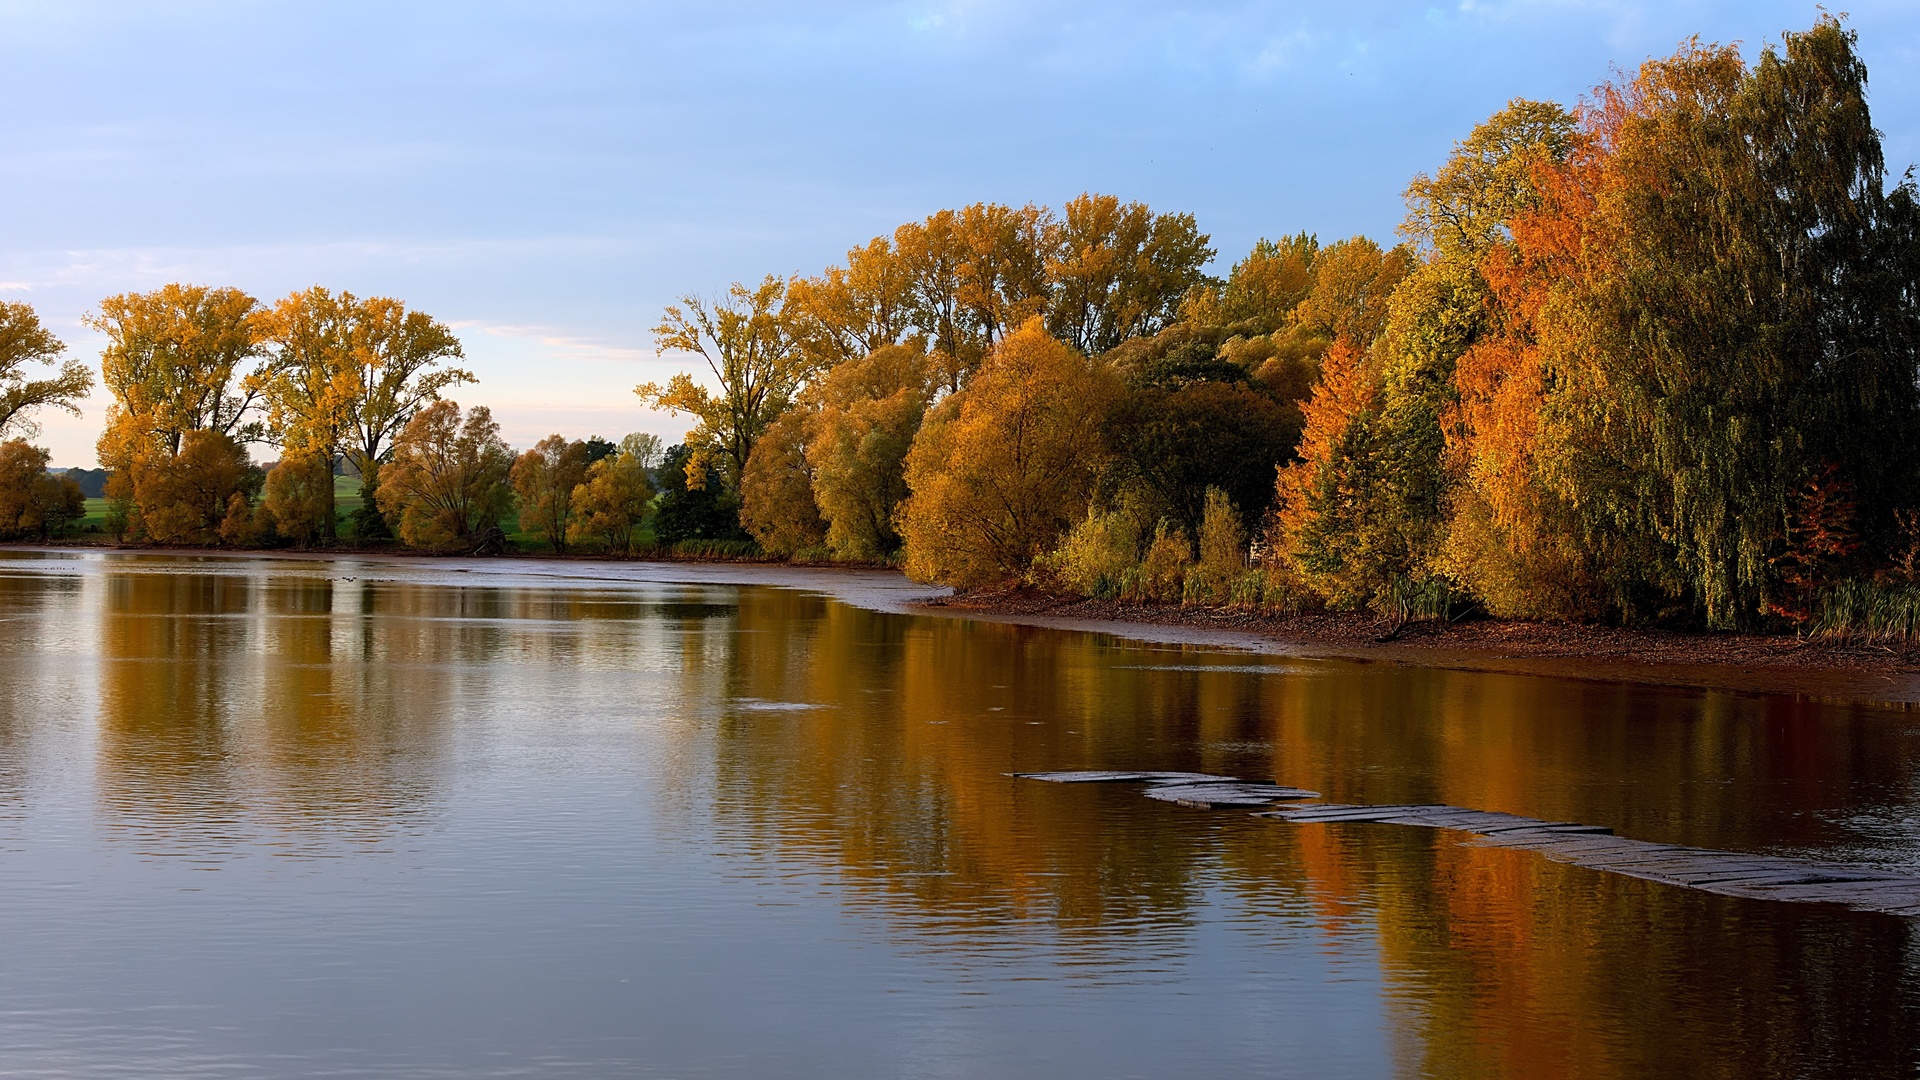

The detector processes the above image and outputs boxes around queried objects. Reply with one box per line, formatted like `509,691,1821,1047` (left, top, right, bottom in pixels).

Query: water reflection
0,552,1914,1077
699,585,1920,1077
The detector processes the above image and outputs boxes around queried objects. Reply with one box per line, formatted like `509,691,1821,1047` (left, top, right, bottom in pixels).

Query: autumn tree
953,202,1053,358
784,236,916,370
0,303,92,438
1266,100,1577,612
91,284,264,484
1267,340,1397,607
254,288,471,542
0,440,84,541
806,344,933,559
134,429,256,546
511,434,590,553
640,276,808,491
739,409,826,556
1217,233,1319,333
898,320,1120,586
262,454,335,548
341,297,469,505
893,203,1053,391
568,438,657,554
1525,20,1920,626
1045,194,1214,355
374,401,514,552
1289,237,1416,346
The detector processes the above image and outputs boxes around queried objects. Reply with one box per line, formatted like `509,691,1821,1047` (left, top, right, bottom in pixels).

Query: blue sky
2,1,1915,466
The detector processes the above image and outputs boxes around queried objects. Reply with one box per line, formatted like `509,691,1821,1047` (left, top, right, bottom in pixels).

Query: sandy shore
7,544,1920,706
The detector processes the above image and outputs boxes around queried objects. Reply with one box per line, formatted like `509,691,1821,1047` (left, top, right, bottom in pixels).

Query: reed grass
1812,580,1920,643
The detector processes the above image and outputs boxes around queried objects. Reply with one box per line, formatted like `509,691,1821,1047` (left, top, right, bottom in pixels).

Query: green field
79,498,111,532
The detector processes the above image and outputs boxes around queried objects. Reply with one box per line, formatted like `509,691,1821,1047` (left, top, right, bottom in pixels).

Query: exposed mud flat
930,585,1920,707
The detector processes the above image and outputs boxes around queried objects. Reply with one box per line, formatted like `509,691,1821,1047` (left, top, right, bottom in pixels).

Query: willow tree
806,343,934,559
1532,19,1920,626
639,276,807,492
0,303,91,438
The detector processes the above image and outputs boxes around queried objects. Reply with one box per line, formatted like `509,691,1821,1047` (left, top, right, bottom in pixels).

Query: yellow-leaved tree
783,236,917,370
638,276,809,492
806,343,933,560
0,303,92,439
90,285,265,539
255,287,470,541
1043,193,1214,355
897,319,1119,587
567,435,657,555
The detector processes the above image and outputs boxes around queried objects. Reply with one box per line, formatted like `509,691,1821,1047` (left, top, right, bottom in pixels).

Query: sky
1,1,1916,467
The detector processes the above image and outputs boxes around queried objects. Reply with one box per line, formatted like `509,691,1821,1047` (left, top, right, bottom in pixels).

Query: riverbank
925,585,1920,707
8,543,1920,705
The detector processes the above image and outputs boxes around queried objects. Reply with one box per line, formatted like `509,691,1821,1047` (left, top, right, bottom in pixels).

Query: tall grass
667,538,762,560
1812,580,1920,643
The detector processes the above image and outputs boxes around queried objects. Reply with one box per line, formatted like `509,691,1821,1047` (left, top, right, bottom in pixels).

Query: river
0,549,1914,1078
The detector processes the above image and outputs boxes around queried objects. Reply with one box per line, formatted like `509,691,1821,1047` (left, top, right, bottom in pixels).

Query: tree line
648,18,1920,637
1,18,1914,637
0,282,672,554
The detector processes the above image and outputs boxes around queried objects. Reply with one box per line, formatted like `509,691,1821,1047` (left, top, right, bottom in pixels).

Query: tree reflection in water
0,552,1908,1078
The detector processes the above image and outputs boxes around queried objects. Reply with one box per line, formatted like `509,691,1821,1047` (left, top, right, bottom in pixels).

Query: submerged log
1141,782,1322,808
1258,801,1920,917
1011,770,1920,916
1010,770,1240,785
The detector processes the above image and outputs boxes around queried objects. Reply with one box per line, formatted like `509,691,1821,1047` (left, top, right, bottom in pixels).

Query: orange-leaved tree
511,435,590,553
375,401,514,552
0,440,84,541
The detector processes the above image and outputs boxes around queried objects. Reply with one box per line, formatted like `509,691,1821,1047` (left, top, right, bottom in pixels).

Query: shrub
1137,521,1192,602
1033,506,1143,599
1182,487,1247,605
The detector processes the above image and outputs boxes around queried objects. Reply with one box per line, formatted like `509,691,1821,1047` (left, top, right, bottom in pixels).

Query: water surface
0,550,1915,1078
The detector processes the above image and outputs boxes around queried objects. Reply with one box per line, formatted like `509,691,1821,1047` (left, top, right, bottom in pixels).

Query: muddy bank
8,544,1919,705
923,586,1920,707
